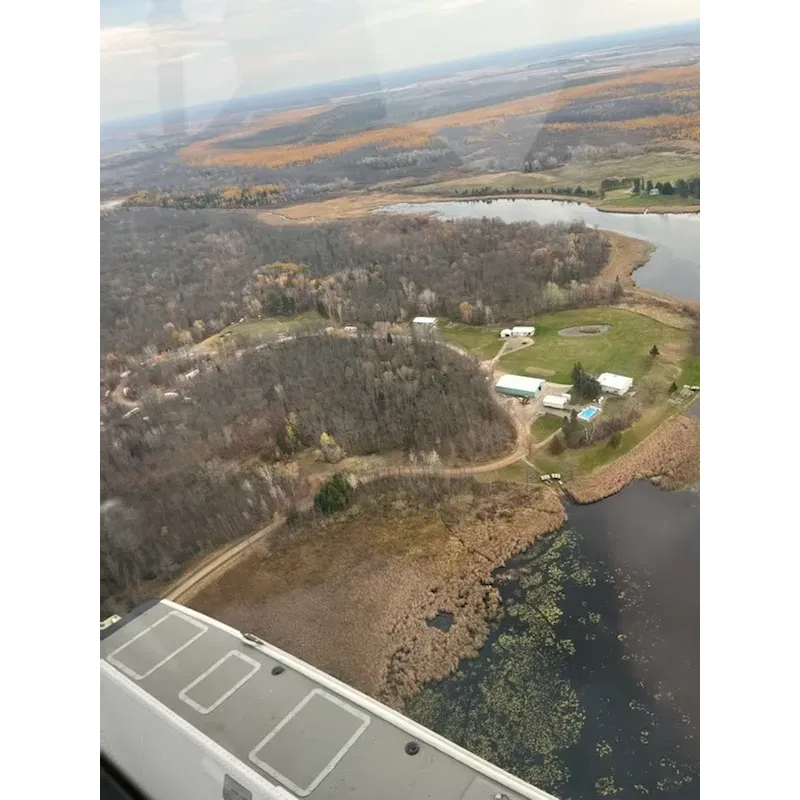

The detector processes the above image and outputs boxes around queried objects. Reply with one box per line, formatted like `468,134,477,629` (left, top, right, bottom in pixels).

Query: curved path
166,352,535,604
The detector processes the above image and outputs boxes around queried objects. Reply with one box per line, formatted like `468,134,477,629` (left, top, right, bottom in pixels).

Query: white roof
495,374,545,393
412,316,438,324
511,326,535,333
598,372,633,390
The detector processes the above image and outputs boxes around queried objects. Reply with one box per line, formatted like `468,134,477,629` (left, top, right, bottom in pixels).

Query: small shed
500,329,513,339
412,316,438,326
598,372,633,395
495,374,545,398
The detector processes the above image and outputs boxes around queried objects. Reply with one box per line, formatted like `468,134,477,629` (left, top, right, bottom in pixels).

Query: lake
406,480,699,799
379,198,700,301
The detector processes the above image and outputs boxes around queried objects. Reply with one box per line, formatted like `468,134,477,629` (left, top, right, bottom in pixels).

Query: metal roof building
494,374,545,398
412,316,438,326
101,600,557,800
597,372,633,395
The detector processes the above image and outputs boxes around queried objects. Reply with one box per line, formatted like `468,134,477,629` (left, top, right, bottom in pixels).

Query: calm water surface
380,198,700,301
407,481,699,799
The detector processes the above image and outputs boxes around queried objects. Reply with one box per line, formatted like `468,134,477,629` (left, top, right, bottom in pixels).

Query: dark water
427,611,455,632
407,481,699,799
379,198,700,301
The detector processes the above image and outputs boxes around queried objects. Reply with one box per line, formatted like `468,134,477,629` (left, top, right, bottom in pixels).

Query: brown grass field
190,483,566,709
181,64,700,168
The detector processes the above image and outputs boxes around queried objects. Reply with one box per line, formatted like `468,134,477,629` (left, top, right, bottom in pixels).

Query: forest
101,209,612,356
100,334,515,614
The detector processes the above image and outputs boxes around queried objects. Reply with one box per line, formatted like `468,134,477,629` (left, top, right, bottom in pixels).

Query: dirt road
165,376,534,604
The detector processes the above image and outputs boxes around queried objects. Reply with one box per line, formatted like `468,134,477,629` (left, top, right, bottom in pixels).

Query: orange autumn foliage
180,64,700,168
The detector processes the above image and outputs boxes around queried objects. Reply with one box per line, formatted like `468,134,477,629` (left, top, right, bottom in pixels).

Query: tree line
453,186,598,198
601,176,700,198
101,209,613,357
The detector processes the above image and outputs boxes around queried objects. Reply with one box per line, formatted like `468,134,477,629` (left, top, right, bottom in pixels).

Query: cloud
101,0,699,122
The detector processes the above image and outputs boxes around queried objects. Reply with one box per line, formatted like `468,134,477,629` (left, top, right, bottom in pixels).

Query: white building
412,316,438,326
501,326,534,339
543,393,571,410
495,374,545,398
598,372,633,396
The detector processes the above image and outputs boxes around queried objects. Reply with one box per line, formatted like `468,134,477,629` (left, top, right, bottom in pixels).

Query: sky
100,0,699,123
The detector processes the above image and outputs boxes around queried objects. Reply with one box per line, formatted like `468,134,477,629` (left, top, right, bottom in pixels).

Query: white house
598,372,633,396
649,188,660,196
412,316,438,326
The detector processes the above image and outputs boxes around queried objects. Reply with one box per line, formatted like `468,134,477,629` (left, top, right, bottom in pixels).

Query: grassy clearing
493,308,685,384
409,151,700,195
535,403,678,479
531,414,564,441
439,322,505,359
600,190,700,209
200,311,327,349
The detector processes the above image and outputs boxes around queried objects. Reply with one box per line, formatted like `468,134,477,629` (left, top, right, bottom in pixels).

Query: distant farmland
181,64,700,169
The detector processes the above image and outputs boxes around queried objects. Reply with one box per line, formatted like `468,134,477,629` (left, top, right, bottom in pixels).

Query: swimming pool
577,406,600,422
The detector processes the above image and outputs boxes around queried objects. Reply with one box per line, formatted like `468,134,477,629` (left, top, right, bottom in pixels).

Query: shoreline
565,412,700,504
248,189,700,224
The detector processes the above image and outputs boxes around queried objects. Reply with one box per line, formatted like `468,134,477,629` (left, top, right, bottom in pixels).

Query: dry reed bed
190,483,566,709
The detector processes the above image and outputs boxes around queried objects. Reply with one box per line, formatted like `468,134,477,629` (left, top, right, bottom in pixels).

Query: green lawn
531,414,564,441
493,308,686,385
439,322,506,359
600,190,700,209
534,403,677,478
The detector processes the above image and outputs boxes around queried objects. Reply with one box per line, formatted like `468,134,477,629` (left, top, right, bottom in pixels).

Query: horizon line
101,17,699,128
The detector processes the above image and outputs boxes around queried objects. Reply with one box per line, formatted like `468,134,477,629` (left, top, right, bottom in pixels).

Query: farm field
441,308,687,385
180,64,699,170
410,151,700,196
